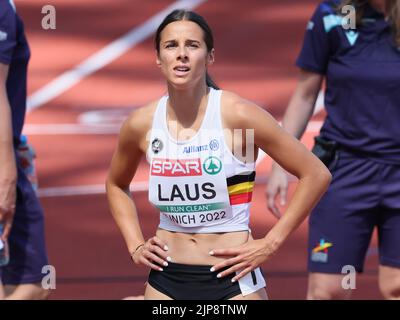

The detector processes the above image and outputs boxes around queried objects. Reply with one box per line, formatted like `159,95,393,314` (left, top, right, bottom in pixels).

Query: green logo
203,156,222,175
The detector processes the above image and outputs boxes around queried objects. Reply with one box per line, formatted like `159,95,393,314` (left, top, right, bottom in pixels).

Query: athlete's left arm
210,97,332,282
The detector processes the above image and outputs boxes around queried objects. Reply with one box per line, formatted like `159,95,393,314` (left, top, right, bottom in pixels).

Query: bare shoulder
122,99,159,138
117,99,159,153
220,90,270,129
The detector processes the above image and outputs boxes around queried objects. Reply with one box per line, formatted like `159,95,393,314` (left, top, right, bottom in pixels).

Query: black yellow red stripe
226,171,256,186
226,171,255,205
227,181,254,195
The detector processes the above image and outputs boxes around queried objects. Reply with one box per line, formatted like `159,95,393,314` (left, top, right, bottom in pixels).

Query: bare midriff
156,228,250,265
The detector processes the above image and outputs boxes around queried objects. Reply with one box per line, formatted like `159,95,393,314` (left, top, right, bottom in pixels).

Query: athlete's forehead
160,20,204,43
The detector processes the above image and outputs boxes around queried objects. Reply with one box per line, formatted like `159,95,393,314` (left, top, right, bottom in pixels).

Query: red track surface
18,0,380,299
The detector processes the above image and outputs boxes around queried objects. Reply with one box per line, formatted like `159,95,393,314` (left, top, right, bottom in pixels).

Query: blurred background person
0,0,49,300
267,0,400,299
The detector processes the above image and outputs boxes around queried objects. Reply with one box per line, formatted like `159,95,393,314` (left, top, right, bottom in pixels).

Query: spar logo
203,156,222,175
151,158,202,176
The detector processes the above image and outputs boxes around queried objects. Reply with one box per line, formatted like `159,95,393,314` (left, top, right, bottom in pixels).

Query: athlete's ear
207,49,215,66
156,51,161,68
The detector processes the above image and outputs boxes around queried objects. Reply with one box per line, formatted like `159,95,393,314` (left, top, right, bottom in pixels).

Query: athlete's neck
166,81,210,126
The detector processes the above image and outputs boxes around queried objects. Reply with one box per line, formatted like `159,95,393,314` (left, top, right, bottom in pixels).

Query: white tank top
147,88,256,233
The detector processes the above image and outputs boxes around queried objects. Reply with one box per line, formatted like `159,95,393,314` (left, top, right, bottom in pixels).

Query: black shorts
148,262,266,300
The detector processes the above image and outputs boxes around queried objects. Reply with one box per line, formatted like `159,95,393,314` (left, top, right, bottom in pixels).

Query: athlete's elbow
314,165,332,190
105,175,130,196
105,174,113,191
105,175,119,195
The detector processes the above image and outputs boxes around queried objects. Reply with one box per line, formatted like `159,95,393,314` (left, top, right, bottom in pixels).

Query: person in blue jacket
0,0,49,299
267,0,400,299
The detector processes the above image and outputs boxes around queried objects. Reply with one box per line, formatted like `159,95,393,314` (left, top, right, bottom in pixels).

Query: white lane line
38,181,149,198
27,0,207,112
23,121,324,136
24,123,121,135
255,90,325,166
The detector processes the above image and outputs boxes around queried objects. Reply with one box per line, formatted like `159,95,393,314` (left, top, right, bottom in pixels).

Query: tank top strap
151,95,168,130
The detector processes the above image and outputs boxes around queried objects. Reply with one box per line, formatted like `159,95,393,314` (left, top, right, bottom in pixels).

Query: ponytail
206,72,219,90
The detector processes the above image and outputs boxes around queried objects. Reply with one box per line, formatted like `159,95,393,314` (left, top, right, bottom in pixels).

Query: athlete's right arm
0,63,17,241
105,108,169,270
266,69,323,218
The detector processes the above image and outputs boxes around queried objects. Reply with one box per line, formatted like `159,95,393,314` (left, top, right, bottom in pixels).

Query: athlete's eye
165,43,177,49
187,42,200,48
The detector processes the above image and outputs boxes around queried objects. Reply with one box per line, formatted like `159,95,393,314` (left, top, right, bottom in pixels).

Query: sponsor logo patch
151,158,202,176
182,139,220,154
209,139,219,151
151,138,163,154
311,238,333,263
183,144,208,154
203,156,222,175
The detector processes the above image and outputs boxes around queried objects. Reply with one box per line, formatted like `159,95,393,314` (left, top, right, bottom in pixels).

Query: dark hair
155,9,219,89
337,0,400,47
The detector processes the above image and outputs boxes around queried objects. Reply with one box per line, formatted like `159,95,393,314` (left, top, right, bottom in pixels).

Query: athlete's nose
177,45,188,61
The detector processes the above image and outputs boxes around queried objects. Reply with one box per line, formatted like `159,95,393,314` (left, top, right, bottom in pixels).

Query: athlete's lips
173,65,190,76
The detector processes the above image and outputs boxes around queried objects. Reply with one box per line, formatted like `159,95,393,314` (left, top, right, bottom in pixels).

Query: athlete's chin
168,75,207,91
168,78,194,90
